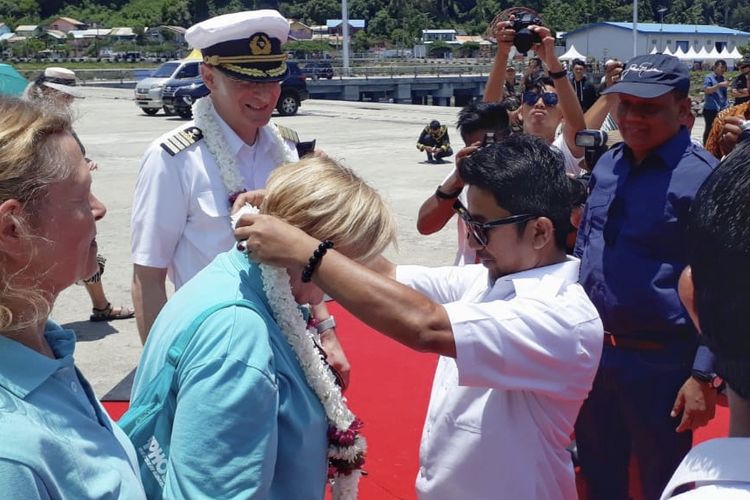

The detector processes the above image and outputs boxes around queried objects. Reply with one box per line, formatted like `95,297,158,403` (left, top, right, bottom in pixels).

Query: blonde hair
0,97,73,332
262,156,397,262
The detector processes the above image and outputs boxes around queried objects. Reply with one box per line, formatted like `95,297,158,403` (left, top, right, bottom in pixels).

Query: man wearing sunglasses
573,53,719,500
485,21,586,175
235,134,603,500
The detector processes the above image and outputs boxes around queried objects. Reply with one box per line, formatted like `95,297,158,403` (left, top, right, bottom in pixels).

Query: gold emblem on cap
249,34,273,56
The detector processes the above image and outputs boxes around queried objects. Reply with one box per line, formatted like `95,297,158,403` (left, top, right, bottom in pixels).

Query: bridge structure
307,74,488,106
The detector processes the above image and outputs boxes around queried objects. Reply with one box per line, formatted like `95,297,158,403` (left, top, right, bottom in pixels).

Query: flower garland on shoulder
229,196,366,495
193,96,296,206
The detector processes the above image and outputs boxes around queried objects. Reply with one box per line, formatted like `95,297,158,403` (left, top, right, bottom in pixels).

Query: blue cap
601,54,690,98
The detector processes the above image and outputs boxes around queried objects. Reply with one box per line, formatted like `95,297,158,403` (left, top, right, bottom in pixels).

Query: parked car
162,61,310,119
303,60,334,80
134,59,200,115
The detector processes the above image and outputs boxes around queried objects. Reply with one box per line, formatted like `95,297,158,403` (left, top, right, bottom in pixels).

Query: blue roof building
564,22,749,63
326,19,365,35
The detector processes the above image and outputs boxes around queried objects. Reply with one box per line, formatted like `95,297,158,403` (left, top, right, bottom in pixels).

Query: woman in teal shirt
130,156,396,499
0,97,146,498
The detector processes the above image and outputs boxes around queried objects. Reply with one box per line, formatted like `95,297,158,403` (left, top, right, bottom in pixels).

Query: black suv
162,61,309,119
303,61,334,80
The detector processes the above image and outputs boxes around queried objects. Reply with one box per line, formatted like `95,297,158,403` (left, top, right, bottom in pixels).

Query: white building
565,22,750,63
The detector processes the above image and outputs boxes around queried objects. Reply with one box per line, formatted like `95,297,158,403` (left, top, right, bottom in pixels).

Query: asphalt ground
56,88,707,399
57,88,466,399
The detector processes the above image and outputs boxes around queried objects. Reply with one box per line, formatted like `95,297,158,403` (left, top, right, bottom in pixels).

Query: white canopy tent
559,44,587,61
706,47,721,60
649,46,659,54
673,47,688,60
662,46,673,56
696,47,710,59
684,46,699,61
718,46,733,59
729,46,744,60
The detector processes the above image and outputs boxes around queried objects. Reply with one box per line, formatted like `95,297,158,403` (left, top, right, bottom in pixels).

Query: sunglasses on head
453,199,537,247
522,91,559,107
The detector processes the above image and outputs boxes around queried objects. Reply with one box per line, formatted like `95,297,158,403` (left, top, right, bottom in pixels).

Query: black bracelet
549,69,567,80
435,185,462,199
301,240,335,282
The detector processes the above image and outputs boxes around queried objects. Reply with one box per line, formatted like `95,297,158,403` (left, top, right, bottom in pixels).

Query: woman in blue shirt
130,156,396,499
0,97,146,498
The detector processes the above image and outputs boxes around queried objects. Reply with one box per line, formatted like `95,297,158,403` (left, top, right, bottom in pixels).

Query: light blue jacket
131,248,328,499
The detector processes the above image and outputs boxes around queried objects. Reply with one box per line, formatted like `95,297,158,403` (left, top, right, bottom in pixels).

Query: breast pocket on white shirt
193,190,230,223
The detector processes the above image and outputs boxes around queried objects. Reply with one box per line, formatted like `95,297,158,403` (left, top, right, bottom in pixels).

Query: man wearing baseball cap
130,9,346,378
573,53,720,500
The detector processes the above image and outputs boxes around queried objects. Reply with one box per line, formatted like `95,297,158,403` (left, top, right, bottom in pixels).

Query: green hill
3,0,750,47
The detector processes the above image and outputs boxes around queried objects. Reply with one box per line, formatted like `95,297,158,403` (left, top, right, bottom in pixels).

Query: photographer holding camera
485,16,587,175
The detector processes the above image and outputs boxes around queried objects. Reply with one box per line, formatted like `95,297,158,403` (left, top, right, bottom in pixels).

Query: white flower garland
193,96,296,199
231,209,366,498
198,94,363,497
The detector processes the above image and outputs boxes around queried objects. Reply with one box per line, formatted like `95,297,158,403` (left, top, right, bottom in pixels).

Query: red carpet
102,304,728,500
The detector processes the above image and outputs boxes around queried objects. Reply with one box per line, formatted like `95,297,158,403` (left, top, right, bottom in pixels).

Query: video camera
513,13,543,54
575,130,609,171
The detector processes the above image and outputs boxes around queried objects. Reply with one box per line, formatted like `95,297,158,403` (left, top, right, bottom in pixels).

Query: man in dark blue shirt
702,59,729,145
574,54,720,500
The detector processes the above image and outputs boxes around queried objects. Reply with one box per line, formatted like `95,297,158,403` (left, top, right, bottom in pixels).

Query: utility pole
341,0,350,76
633,0,638,57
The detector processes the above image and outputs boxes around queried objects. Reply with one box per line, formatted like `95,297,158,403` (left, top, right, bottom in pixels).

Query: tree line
3,0,750,49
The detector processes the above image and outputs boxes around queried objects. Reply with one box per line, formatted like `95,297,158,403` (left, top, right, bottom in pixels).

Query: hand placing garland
232,205,365,499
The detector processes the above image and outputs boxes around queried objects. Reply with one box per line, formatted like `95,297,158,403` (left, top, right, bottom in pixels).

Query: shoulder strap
160,126,204,156
276,124,300,144
165,299,261,368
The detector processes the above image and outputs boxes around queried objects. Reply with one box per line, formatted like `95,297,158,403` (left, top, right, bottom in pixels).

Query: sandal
90,302,136,322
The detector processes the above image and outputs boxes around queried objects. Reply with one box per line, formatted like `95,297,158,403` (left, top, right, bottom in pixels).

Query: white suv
134,60,200,115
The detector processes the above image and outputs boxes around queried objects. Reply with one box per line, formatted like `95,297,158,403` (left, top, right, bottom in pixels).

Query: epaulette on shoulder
160,126,203,156
276,124,300,144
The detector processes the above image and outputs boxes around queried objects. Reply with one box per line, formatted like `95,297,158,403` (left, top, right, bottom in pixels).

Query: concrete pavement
58,87,707,399
59,88,464,399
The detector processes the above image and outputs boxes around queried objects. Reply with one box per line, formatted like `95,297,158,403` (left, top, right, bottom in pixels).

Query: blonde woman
130,156,396,499
0,97,145,498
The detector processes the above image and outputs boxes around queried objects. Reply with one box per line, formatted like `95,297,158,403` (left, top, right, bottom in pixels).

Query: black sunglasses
453,199,537,247
522,91,559,107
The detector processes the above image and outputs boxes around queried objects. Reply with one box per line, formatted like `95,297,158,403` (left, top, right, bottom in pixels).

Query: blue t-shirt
0,323,145,499
131,248,328,499
703,73,729,111
575,127,717,336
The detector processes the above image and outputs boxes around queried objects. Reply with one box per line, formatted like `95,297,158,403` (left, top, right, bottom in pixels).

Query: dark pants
703,109,720,145
426,147,453,162
575,338,696,500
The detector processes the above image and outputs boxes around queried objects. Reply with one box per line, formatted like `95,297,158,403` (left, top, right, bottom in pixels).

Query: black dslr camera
575,129,609,171
513,13,543,54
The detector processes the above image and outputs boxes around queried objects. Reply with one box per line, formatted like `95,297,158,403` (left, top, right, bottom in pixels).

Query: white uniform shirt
396,258,603,500
552,134,585,176
131,107,298,289
661,438,750,500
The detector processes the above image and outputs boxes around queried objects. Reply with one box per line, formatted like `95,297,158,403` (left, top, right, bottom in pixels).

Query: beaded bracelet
301,240,335,282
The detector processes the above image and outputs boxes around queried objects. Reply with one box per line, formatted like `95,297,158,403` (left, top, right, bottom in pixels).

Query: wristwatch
691,369,724,390
435,185,462,199
315,316,336,334
549,69,568,80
